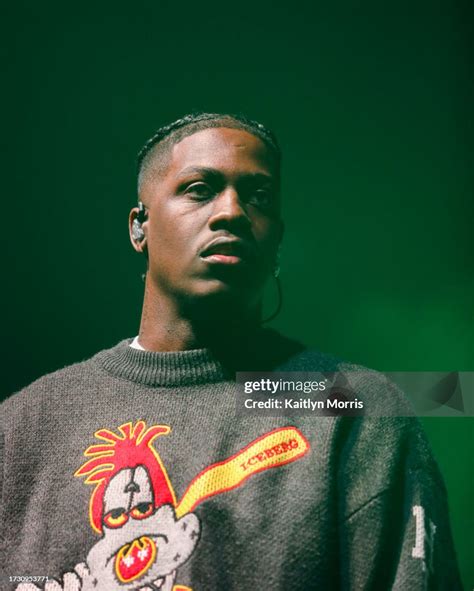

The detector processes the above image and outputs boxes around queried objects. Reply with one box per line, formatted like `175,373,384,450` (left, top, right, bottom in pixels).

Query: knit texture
0,331,462,590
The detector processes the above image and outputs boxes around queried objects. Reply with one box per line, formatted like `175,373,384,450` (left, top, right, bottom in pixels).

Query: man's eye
185,183,214,200
247,189,274,209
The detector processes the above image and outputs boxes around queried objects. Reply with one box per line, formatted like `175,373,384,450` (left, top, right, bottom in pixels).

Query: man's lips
199,237,256,265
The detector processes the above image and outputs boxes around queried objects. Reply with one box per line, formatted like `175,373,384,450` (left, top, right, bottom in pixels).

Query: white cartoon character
82,472,200,590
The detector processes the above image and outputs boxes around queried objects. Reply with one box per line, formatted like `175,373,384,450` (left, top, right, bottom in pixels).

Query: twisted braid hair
137,112,281,193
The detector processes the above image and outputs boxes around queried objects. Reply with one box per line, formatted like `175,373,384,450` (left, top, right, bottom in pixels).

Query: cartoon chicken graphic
16,421,309,591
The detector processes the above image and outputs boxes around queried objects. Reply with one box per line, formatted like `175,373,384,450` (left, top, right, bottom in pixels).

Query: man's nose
208,188,251,231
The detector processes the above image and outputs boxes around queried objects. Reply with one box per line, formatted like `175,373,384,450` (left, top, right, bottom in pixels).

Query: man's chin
193,277,260,300
179,279,262,316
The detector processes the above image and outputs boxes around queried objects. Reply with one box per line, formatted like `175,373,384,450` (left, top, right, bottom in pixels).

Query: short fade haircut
136,112,281,193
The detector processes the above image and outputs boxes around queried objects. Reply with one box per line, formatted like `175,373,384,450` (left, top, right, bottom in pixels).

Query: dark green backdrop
2,0,473,587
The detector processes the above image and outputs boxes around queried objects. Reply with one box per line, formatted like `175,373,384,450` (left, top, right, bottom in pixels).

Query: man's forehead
166,127,277,176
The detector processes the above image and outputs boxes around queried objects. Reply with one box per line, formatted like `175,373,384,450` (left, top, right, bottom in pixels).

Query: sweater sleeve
336,417,462,590
0,427,3,505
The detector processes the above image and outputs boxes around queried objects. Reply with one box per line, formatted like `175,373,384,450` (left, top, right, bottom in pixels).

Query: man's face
132,127,283,310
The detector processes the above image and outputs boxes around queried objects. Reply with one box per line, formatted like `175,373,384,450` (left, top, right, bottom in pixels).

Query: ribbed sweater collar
93,329,309,388
94,339,231,387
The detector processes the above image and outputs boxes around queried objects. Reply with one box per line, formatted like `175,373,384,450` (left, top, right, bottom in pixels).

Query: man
0,113,462,590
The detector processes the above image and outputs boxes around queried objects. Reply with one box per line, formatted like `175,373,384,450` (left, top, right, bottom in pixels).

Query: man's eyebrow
238,172,275,184
176,166,222,179
176,166,275,184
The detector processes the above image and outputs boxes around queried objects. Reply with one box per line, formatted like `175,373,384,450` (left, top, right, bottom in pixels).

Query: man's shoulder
275,338,414,416
262,329,342,371
277,346,343,372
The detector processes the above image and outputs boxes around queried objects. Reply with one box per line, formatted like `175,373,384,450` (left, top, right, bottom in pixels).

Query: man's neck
137,282,263,354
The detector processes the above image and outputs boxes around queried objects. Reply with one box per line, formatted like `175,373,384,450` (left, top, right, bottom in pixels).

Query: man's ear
128,205,148,254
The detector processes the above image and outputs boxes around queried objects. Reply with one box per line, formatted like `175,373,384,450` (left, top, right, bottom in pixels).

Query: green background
2,0,472,587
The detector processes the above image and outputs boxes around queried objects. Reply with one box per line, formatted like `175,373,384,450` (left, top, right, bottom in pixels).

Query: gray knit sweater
0,333,462,590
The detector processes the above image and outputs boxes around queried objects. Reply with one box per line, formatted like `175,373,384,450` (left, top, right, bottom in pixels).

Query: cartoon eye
130,502,154,520
103,508,129,528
